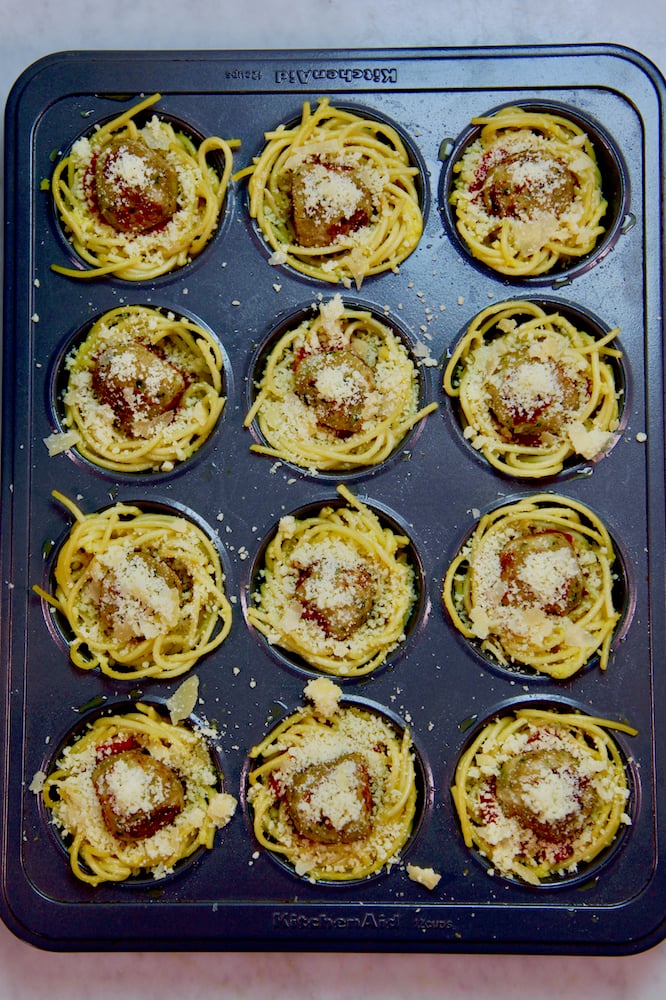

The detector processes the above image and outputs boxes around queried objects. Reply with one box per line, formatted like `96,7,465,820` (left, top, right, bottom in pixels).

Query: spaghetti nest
247,678,417,881
41,702,237,885
442,493,622,679
449,106,607,276
237,96,423,286
247,484,417,677
56,305,225,473
51,92,238,280
34,492,232,680
443,299,622,478
245,294,437,471
451,706,635,885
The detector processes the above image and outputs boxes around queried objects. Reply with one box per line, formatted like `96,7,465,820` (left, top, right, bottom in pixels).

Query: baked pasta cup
247,678,418,882
245,294,437,472
237,97,424,287
34,492,232,681
442,494,624,680
50,305,226,474
443,299,622,478
247,485,419,677
451,705,635,885
41,702,237,885
448,105,608,277
51,92,238,281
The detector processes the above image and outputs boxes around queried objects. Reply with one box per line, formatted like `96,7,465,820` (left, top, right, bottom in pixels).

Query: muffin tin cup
438,98,632,288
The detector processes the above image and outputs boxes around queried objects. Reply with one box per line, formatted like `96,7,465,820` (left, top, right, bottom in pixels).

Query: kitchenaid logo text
275,67,398,85
273,911,400,930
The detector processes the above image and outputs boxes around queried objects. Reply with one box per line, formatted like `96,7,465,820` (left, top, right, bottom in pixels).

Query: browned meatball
95,138,178,233
293,350,374,434
286,753,373,843
291,159,373,247
97,551,183,640
295,559,375,640
482,149,577,219
92,342,187,435
487,351,585,437
92,748,185,841
496,747,599,842
499,530,584,616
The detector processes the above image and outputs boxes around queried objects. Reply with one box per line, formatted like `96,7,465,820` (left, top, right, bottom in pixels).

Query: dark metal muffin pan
1,45,665,954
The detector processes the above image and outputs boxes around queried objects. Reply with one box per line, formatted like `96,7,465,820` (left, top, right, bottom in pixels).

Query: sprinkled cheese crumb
166,675,200,724
43,429,80,456
406,864,441,890
29,770,47,794
304,677,342,720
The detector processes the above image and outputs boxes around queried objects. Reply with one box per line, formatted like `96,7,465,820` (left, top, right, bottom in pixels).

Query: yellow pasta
449,106,607,276
55,304,225,473
247,678,417,881
451,706,635,885
442,493,622,679
41,702,236,885
51,93,238,280
33,492,232,680
443,299,622,478
247,484,417,677
236,97,423,286
245,294,437,471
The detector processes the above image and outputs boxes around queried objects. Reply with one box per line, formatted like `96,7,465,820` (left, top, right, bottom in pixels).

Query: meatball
487,350,585,437
95,137,178,233
499,530,584,616
92,341,187,435
97,551,183,641
293,350,375,434
291,159,373,247
92,748,185,841
295,559,375,640
482,149,577,219
286,753,373,843
496,747,599,841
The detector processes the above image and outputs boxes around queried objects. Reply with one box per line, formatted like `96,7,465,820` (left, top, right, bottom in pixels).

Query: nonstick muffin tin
1,45,665,953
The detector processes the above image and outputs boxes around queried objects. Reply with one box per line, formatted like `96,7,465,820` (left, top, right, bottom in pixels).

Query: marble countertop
1,0,665,995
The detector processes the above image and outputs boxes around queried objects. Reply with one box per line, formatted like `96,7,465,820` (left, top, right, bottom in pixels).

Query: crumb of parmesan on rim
166,674,200,724
43,429,80,456
304,676,342,720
